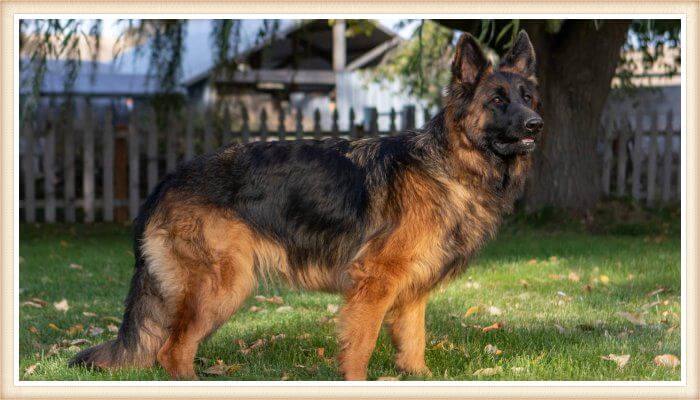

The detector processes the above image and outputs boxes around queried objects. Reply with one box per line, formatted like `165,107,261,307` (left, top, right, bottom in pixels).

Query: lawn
18,204,681,381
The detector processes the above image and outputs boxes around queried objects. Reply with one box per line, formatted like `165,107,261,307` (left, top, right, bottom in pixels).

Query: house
181,19,430,132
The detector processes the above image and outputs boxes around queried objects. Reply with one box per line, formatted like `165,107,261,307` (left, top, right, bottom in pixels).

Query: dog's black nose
525,117,544,133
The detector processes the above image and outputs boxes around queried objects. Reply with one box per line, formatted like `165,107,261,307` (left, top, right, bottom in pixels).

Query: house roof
183,19,401,88
20,59,165,97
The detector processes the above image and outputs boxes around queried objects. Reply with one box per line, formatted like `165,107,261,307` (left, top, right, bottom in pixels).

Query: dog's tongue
520,137,535,144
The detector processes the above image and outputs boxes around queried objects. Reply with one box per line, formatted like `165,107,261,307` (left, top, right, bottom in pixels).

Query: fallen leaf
297,333,311,340
548,274,564,280
464,280,481,289
518,279,529,289
599,275,610,284
583,284,593,293
568,272,581,282
557,291,568,297
67,345,81,352
69,263,83,270
484,344,502,356
21,300,44,308
548,256,559,263
487,306,502,316
107,324,119,333
28,326,39,334
66,324,84,335
248,338,267,350
24,364,38,376
82,311,97,317
87,326,104,336
326,304,339,314
53,299,70,312
473,366,503,376
617,311,646,326
60,240,69,247
377,376,400,381
646,288,666,297
236,339,247,349
511,367,526,374
316,347,325,357
70,338,90,346
482,322,502,333
268,295,284,305
653,354,680,368
276,306,293,313
464,306,480,317
203,359,241,376
527,259,538,265
47,323,61,331
249,306,263,313
601,354,631,369
270,333,286,342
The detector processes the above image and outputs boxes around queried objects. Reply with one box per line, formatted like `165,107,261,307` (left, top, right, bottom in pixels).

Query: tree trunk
520,20,630,212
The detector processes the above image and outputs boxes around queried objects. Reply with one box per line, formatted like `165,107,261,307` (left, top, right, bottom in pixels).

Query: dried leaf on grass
482,322,502,333
473,366,503,376
53,299,69,312
203,359,242,376
484,344,502,356
653,354,680,368
617,311,646,326
601,354,630,369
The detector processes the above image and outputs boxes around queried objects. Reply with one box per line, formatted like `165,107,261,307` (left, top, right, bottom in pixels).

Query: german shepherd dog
70,31,543,380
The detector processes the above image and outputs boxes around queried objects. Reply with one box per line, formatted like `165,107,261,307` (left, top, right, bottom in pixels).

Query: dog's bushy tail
69,177,176,370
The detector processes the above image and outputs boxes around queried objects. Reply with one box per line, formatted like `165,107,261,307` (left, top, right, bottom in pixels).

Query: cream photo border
1,1,697,399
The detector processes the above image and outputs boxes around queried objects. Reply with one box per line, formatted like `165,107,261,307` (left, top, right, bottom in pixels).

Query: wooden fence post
43,110,57,222
601,117,613,196
260,108,269,141
646,111,659,206
102,108,114,222
128,110,141,220
184,104,195,161
146,106,158,192
615,116,628,197
64,101,76,223
241,105,250,143
631,111,644,201
364,107,378,136
389,107,397,136
295,106,303,140
313,109,321,139
83,100,96,223
332,108,339,135
402,105,415,131
349,107,357,139
278,108,286,141
662,109,674,203
166,109,178,173
204,107,216,151
22,115,36,223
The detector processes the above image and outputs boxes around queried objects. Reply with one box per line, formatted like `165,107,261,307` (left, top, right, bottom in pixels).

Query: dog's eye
523,94,532,102
492,96,504,105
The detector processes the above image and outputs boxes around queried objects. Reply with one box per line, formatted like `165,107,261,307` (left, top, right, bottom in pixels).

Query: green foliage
372,20,455,108
19,220,680,380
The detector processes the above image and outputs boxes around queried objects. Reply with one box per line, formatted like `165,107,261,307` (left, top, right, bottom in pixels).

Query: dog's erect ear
499,30,536,78
451,33,491,86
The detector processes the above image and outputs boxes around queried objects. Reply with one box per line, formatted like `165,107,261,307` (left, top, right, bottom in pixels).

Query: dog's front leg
337,266,400,380
385,293,432,376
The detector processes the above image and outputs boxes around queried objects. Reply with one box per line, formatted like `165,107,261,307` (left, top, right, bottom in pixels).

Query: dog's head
446,31,543,157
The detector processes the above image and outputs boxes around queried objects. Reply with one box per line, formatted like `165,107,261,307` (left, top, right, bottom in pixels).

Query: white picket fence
19,101,681,224
600,108,681,206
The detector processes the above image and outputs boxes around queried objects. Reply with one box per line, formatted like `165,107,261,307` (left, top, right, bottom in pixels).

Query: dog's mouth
492,135,537,155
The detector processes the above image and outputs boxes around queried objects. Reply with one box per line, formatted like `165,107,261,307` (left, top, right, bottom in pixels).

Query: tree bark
520,20,630,212
435,20,630,212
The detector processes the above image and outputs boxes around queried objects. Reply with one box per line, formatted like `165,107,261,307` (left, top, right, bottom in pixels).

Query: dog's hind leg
385,293,431,376
156,248,256,380
153,213,258,380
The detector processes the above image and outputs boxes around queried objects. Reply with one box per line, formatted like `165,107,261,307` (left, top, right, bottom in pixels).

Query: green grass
18,207,681,381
